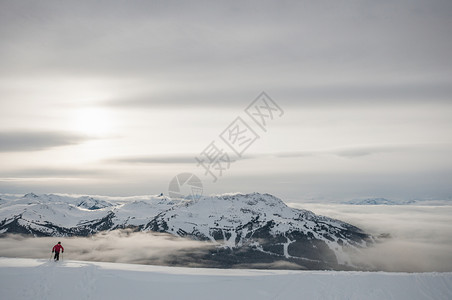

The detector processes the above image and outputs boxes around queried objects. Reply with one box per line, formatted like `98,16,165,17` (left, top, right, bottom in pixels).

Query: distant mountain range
344,198,417,205
0,192,373,270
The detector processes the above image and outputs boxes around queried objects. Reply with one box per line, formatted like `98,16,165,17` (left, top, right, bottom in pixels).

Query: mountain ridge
0,192,373,270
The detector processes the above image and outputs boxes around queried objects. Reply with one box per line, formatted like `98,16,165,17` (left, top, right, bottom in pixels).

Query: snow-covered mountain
0,192,373,270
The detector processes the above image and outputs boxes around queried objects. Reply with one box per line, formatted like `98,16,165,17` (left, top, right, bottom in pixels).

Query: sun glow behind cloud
72,107,113,137
0,0,451,200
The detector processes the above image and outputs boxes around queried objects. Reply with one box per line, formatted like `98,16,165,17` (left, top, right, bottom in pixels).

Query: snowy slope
111,196,178,227
0,193,112,235
0,257,451,300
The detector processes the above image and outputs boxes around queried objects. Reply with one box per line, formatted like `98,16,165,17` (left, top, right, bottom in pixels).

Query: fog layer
290,203,452,272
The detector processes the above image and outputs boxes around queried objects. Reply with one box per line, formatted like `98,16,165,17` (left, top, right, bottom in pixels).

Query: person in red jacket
52,241,64,261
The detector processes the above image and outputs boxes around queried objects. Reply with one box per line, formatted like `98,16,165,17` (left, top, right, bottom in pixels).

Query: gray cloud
105,144,411,165
0,168,104,178
104,143,451,168
1,0,451,107
106,154,256,165
108,155,198,165
270,143,452,159
0,131,92,152
331,144,410,158
105,82,452,109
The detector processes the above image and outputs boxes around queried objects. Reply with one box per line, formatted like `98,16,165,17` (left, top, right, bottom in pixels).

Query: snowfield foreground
1,258,451,300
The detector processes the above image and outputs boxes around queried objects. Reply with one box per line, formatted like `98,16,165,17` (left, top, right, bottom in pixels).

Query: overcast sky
0,0,451,202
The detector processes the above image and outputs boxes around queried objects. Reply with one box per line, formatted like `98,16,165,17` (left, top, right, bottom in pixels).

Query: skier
52,241,64,261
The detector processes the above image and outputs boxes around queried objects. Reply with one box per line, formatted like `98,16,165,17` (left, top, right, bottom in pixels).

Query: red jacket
52,244,64,253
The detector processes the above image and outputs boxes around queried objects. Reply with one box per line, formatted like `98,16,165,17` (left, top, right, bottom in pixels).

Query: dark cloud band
0,131,92,152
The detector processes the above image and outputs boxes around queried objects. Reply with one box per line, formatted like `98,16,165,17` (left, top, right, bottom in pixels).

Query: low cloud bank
0,230,213,266
290,203,452,272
